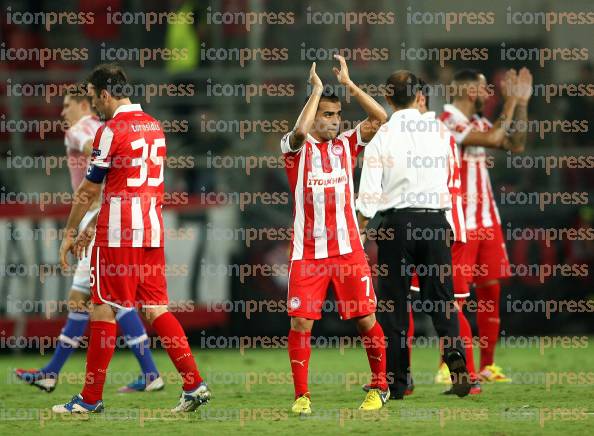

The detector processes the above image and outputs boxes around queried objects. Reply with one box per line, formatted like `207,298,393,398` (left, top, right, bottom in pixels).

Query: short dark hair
453,69,481,83
385,70,425,108
86,63,129,98
304,87,340,105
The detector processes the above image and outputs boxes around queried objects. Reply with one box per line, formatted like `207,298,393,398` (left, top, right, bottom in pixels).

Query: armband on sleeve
85,164,108,184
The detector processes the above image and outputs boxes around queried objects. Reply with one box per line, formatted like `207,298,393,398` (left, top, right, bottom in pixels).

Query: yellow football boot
291,394,312,415
479,364,512,383
434,362,452,384
359,388,389,411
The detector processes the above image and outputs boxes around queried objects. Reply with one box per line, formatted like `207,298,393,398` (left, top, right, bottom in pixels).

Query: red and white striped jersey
445,128,466,243
88,104,165,248
440,104,501,230
420,111,465,243
281,126,366,260
65,114,102,191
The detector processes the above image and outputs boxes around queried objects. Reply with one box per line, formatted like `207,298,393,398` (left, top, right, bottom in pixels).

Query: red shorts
90,245,168,308
410,241,470,299
287,249,376,320
464,225,511,285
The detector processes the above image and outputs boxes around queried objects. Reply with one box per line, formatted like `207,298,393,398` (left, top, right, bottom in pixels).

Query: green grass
1,340,592,435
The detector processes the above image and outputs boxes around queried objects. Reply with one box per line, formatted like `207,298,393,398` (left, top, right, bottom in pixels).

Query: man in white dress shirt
356,70,471,399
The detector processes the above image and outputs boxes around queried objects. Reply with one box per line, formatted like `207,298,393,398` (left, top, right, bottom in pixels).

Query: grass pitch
0,339,592,435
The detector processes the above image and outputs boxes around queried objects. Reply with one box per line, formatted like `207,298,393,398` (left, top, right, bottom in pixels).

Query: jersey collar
113,103,143,118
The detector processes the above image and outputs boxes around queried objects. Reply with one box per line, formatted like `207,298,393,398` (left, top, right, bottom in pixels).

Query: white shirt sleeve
90,126,114,169
352,123,369,147
355,132,384,219
280,131,292,154
280,131,305,154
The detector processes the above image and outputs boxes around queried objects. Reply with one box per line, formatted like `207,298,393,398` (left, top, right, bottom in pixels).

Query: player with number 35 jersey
54,64,210,415
87,103,167,305
90,105,165,249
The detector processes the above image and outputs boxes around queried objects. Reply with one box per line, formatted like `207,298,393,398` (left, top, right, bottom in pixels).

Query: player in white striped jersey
283,56,390,413
53,64,208,414
439,68,532,383
16,89,164,395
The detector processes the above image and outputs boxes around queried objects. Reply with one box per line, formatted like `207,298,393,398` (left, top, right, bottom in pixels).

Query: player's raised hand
73,224,96,260
332,54,352,86
500,69,518,102
516,67,533,104
308,62,323,90
59,231,76,271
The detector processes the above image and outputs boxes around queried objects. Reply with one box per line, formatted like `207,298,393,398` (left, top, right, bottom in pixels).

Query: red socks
288,323,388,396
360,321,388,391
152,311,202,391
476,282,501,368
81,321,116,404
81,312,202,403
456,299,476,378
288,329,311,398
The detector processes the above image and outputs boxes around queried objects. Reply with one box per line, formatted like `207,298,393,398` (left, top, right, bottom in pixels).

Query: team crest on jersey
331,144,343,156
289,297,301,310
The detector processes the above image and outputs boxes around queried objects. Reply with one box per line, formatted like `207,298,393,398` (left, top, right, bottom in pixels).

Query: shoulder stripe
93,126,114,168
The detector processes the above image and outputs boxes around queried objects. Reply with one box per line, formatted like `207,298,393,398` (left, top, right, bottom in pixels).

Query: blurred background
0,0,593,350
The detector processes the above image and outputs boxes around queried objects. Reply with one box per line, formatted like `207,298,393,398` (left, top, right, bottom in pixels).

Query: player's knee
290,317,313,332
90,303,116,322
68,290,90,312
143,306,168,324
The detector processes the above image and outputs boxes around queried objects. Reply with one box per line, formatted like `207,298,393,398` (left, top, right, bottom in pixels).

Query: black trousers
376,209,464,396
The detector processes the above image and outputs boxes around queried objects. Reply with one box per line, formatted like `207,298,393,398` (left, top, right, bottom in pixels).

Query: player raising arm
282,56,389,414
438,68,533,384
286,55,388,152
444,68,533,152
